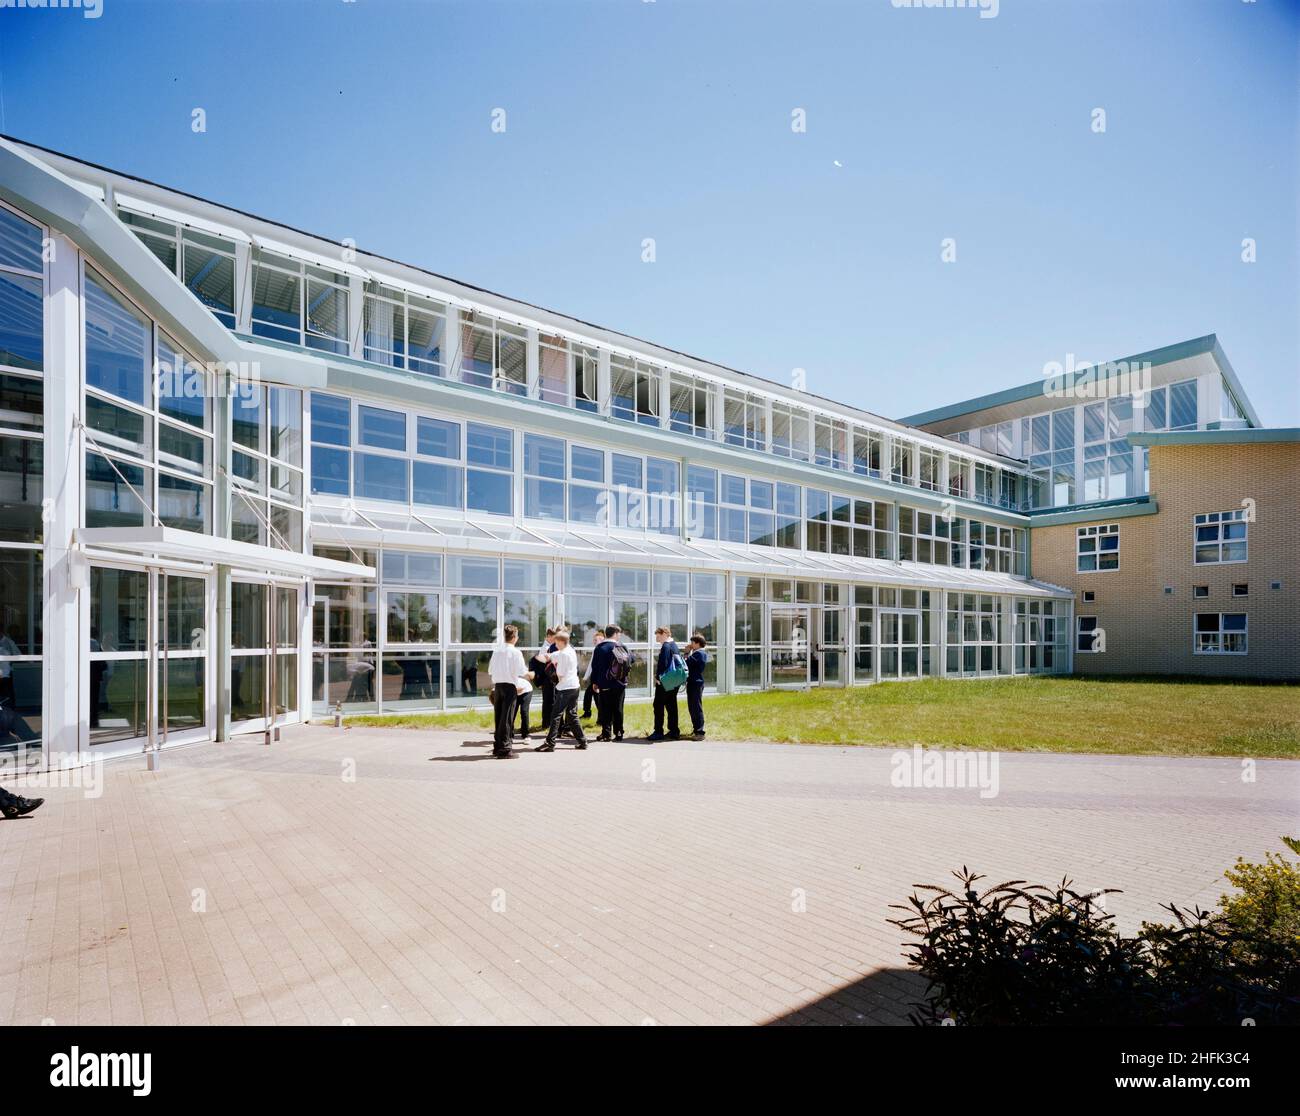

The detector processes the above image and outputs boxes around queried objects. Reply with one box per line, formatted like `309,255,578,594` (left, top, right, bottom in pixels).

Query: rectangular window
853,429,882,478
363,283,447,377
357,406,406,452
416,416,459,460
726,391,767,453
1076,615,1101,653
610,355,661,426
1194,613,1247,655
669,372,712,438
1193,585,1209,598
1077,523,1119,572
1194,510,1248,564
85,267,149,405
465,422,512,516
353,453,409,504
1233,583,1248,597
459,310,526,395
524,433,566,521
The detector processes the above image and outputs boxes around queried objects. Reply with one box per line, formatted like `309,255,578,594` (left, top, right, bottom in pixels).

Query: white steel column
525,326,539,398
42,233,84,767
936,589,949,678
347,274,365,360
234,240,253,333
597,349,611,415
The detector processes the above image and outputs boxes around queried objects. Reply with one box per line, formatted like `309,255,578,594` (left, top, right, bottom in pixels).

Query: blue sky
1,0,1296,424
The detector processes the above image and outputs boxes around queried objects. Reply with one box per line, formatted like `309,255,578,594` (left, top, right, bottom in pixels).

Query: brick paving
1,723,1295,1026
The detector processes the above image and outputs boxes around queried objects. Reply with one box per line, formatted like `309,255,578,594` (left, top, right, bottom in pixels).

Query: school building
0,136,1292,771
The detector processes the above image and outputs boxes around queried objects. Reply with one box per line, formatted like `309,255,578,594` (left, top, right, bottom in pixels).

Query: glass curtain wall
0,202,45,768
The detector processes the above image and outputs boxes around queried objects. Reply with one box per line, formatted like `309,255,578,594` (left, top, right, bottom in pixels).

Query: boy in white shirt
537,628,587,752
488,624,528,758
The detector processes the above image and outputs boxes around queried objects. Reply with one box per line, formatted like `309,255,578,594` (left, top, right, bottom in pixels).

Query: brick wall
1029,442,1299,680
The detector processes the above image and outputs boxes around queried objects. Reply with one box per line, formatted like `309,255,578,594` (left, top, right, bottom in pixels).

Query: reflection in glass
381,655,441,706
88,657,147,746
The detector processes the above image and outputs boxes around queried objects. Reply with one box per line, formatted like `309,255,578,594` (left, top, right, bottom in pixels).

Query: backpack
659,649,687,691
606,642,631,687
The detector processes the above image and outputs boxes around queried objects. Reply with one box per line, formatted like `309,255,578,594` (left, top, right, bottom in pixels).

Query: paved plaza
2,724,1295,1026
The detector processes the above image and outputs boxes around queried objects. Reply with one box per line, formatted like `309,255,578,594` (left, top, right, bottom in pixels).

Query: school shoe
574,741,588,750
536,741,556,753
692,731,706,741
645,733,665,742
2,796,42,818
595,733,612,742
493,749,516,759
614,732,624,741
665,732,681,741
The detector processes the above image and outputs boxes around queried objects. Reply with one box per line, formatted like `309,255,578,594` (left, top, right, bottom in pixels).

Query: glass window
1077,524,1119,572
612,453,643,490
466,423,512,469
85,268,149,405
447,556,500,590
251,255,302,345
0,205,43,273
1194,510,1248,564
156,334,206,431
312,447,350,497
85,452,151,528
0,271,43,373
571,445,605,483
386,591,439,645
1194,612,1247,655
466,468,511,516
417,416,459,459
0,435,43,543
353,453,408,503
1169,380,1197,430
382,550,442,585
358,405,406,451
412,460,462,509
311,393,351,447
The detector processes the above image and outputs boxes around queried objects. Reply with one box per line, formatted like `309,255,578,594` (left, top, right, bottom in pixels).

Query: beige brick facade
1030,441,1299,679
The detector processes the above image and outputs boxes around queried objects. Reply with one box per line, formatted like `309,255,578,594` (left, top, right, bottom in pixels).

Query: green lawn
344,676,1300,758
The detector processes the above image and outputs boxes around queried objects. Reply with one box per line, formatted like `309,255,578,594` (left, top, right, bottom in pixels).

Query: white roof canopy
75,526,375,581
307,510,1068,597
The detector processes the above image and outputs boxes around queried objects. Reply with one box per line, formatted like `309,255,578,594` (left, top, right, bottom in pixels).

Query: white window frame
1076,615,1102,654
1194,510,1248,565
1077,523,1120,573
1193,612,1247,655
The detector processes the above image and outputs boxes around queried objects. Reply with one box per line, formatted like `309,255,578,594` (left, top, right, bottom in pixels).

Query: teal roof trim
1128,428,1298,447
1027,496,1159,528
898,334,1260,427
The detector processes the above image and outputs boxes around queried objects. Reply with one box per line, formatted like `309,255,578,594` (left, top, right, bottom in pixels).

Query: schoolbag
606,642,631,687
659,649,687,691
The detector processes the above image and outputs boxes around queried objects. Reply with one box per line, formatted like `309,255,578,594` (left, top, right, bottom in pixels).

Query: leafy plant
891,842,1300,1025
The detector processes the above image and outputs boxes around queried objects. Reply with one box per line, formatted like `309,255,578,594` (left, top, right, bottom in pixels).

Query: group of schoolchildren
485,623,710,760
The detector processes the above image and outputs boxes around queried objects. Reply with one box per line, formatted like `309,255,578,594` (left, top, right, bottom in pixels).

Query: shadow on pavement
763,968,927,1026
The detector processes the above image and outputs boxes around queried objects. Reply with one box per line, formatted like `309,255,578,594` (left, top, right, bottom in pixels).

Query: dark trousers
538,684,554,730
596,687,625,738
492,683,518,752
0,784,21,809
653,683,680,736
547,687,586,746
686,681,705,734
582,679,595,716
514,691,532,738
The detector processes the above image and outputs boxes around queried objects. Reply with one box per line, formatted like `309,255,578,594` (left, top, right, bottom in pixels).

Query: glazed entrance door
768,606,810,689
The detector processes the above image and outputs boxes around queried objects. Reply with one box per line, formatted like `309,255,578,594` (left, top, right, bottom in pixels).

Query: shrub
890,841,1300,1026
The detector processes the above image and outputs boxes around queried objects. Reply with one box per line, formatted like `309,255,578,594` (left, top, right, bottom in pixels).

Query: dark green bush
890,842,1300,1026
